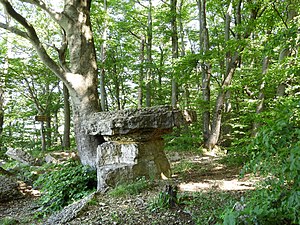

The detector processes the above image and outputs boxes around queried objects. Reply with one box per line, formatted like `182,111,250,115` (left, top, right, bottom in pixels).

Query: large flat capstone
85,106,196,191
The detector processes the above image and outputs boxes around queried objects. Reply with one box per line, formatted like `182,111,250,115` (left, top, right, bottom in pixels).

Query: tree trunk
171,0,179,108
197,0,211,147
0,0,105,168
63,83,71,149
53,108,63,146
64,2,104,167
179,0,190,109
206,1,244,150
276,3,297,97
252,56,269,136
46,114,52,148
0,87,3,137
100,0,108,111
146,0,153,107
40,121,46,151
111,52,121,110
138,36,145,109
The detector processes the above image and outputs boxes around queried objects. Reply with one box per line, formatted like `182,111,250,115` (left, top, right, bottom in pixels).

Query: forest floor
0,151,258,225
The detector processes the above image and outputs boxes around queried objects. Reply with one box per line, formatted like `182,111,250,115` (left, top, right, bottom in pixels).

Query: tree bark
0,87,3,137
252,56,269,136
171,0,179,108
62,1,104,167
0,0,104,168
206,1,244,150
100,0,108,111
197,0,211,147
138,36,145,109
276,3,297,97
146,0,153,107
40,121,46,151
63,83,71,149
179,0,189,109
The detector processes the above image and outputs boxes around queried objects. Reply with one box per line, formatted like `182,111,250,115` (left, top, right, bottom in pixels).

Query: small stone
45,154,58,164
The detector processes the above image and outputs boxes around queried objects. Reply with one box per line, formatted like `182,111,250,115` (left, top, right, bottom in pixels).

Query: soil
0,151,257,225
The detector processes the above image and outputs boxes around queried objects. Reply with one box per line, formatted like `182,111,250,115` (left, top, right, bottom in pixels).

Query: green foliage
245,97,300,186
34,160,97,215
184,191,243,224
221,97,300,224
217,153,249,168
222,187,299,225
0,217,19,225
164,123,202,152
148,185,178,211
108,177,151,197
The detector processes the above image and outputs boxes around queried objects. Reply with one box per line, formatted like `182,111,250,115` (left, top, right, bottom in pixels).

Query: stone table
85,106,196,191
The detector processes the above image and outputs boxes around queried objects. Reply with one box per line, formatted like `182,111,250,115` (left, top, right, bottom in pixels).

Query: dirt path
170,152,256,192
0,151,257,224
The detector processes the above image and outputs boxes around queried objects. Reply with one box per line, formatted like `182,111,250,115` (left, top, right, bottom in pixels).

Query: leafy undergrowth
33,160,97,216
0,151,256,225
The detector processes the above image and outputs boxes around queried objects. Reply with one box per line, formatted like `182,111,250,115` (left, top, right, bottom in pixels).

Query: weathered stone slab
85,106,196,138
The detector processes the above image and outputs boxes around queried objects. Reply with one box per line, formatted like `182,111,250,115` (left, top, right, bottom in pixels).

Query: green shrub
222,184,300,224
148,185,178,211
221,97,300,224
34,160,97,215
164,124,202,152
0,217,19,225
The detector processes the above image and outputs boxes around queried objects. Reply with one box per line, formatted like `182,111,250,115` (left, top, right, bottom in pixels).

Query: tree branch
272,2,288,29
17,0,63,23
0,22,28,39
54,29,71,72
24,77,44,113
0,0,66,82
136,0,147,8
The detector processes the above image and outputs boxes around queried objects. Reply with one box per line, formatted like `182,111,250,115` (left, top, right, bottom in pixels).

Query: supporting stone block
96,140,171,191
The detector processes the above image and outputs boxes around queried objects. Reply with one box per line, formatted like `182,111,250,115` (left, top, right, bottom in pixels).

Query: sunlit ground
178,177,256,192
169,152,259,192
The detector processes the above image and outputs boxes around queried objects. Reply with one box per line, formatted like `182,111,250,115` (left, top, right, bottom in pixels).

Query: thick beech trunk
63,1,104,167
0,0,105,168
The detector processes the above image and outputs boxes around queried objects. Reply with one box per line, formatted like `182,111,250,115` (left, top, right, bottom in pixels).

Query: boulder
0,175,23,202
6,148,41,166
45,154,58,164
